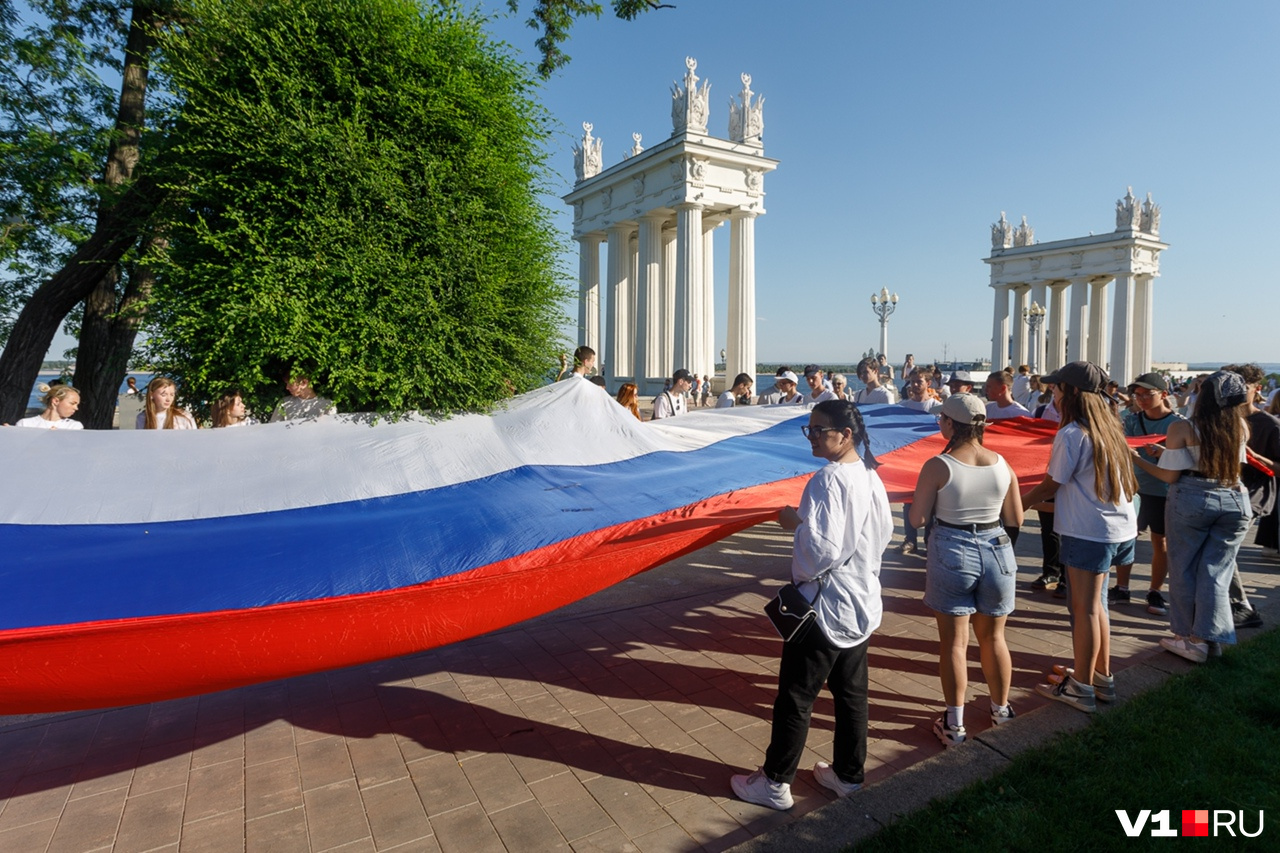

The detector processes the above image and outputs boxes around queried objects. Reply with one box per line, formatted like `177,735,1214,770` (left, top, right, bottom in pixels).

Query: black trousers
1039,509,1062,572
763,625,868,786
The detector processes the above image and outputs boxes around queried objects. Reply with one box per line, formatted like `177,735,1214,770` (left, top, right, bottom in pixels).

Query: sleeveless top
934,454,1010,525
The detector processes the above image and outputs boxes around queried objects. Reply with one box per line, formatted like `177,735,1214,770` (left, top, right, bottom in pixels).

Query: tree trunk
73,234,163,429
0,2,158,425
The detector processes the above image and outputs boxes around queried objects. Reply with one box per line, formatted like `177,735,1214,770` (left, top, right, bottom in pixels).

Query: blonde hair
1058,385,1137,504
144,377,195,430
39,383,80,410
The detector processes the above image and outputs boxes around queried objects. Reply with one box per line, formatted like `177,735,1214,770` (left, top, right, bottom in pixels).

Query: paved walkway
2,519,1275,852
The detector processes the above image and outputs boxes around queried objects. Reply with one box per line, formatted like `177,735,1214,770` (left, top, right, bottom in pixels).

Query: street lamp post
1023,301,1046,373
870,287,899,360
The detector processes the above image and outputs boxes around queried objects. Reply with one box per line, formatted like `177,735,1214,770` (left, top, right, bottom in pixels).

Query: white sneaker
1160,636,1208,663
813,761,861,797
730,768,793,810
933,715,967,747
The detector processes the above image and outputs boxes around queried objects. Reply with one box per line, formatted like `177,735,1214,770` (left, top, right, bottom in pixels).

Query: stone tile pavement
1,518,1275,852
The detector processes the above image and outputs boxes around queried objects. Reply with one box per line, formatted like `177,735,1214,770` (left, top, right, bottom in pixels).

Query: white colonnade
564,59,778,395
985,189,1168,382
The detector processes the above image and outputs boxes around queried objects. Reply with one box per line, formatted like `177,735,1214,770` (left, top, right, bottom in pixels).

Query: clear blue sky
474,0,1279,369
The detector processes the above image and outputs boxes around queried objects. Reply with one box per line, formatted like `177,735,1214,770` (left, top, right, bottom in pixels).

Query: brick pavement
1,519,1275,852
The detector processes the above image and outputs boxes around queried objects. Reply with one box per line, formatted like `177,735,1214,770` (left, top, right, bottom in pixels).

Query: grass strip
855,628,1280,851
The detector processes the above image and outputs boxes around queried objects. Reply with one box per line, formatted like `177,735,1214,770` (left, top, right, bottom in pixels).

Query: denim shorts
923,525,1017,617
1058,535,1136,574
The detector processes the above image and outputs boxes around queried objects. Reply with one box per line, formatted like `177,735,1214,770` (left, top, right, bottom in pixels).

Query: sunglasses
801,425,841,439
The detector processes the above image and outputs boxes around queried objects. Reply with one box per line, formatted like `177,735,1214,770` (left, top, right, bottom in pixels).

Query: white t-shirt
792,460,893,649
901,398,943,414
986,400,1031,420
855,386,894,405
135,410,198,429
651,391,686,419
15,415,84,430
807,389,838,404
1037,399,1061,423
1047,421,1137,543
715,390,736,409
1012,374,1031,405
270,395,336,423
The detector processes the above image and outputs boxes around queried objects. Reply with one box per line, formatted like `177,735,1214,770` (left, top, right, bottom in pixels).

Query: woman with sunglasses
731,400,892,810
909,394,1023,746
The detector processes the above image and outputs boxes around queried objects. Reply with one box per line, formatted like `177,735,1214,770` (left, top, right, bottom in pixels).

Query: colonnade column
576,235,603,353
727,210,757,391
672,204,704,373
1046,281,1068,373
1011,286,1030,370
605,224,634,384
701,220,718,380
990,285,1010,367
1133,274,1154,376
1030,282,1047,373
1067,278,1089,363
1087,277,1110,367
1110,272,1134,382
659,227,676,380
633,214,666,394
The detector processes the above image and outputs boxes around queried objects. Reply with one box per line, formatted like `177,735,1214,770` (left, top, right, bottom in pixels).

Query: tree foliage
509,0,671,77
0,0,127,338
143,0,569,416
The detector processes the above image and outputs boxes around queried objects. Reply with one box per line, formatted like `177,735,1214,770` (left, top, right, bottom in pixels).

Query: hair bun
37,382,51,393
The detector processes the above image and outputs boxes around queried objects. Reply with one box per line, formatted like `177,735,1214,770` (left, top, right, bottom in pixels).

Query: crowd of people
12,349,1277,812
724,359,1277,811
11,373,336,431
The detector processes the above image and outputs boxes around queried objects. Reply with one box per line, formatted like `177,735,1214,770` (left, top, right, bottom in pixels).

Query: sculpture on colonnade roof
623,132,644,160
573,122,603,183
1141,192,1161,236
728,73,765,144
1012,215,1034,247
671,57,711,134
991,211,1014,249
1115,186,1141,231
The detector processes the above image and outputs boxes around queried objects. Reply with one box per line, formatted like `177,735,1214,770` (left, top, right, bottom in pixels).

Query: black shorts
1137,494,1167,536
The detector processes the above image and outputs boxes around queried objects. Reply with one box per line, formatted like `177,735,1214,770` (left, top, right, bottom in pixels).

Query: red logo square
1181,810,1209,837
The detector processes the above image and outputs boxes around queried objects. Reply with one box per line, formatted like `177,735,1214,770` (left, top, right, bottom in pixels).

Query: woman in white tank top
909,394,1024,747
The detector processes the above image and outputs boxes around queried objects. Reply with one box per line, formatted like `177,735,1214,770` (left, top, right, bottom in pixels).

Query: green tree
0,1,165,427
143,0,568,416
511,0,672,77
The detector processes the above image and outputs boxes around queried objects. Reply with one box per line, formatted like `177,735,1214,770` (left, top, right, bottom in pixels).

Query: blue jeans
1164,477,1251,644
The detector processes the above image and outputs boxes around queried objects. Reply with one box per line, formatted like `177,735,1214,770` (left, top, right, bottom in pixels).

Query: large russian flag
3,381,957,713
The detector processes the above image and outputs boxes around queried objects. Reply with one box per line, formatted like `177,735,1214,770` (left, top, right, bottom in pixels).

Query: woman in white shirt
137,377,198,429
1023,362,1137,714
731,400,892,810
14,384,84,429
1133,370,1252,662
910,394,1023,746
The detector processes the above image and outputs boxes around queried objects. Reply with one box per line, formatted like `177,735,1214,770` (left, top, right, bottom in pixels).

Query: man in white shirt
759,371,805,406
946,370,976,398
804,366,838,404
652,368,693,419
984,371,1031,419
900,372,942,414
854,357,894,405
